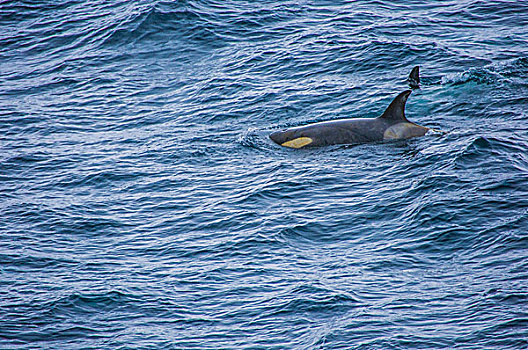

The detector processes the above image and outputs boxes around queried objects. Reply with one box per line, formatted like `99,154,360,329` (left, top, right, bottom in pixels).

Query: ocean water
1,0,528,349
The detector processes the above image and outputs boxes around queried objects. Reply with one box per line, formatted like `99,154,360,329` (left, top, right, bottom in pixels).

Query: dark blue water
1,1,528,349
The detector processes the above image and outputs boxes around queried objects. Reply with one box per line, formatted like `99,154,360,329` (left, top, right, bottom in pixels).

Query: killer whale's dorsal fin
408,66,420,89
379,90,412,122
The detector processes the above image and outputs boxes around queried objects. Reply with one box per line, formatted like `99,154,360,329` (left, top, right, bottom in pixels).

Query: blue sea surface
1,1,528,349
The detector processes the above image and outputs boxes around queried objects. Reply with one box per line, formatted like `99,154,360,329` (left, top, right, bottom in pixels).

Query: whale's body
270,90,431,148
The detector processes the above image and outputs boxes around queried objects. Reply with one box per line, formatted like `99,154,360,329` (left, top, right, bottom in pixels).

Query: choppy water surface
1,1,528,349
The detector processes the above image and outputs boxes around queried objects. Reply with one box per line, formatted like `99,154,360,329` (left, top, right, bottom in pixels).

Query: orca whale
269,67,434,149
408,66,420,89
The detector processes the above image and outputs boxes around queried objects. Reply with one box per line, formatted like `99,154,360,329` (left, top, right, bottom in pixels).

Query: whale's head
270,129,313,148
269,130,289,145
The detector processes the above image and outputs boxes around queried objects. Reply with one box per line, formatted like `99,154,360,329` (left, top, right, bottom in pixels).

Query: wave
100,2,225,50
0,1,226,69
252,283,362,319
442,57,528,86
